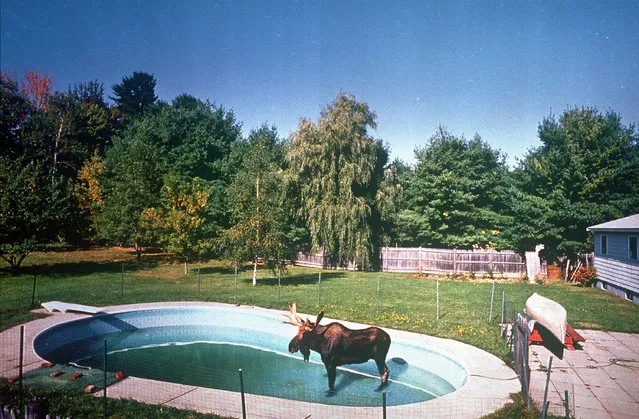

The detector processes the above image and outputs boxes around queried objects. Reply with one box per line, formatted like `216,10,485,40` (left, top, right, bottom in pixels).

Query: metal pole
103,339,107,419
19,326,24,411
278,266,281,305
376,275,380,315
501,290,505,324
234,263,238,300
564,390,570,418
524,319,530,409
382,392,387,419
489,281,495,321
239,369,246,419
436,280,439,322
542,356,553,419
31,273,37,307
197,265,201,294
121,262,124,296
318,272,322,307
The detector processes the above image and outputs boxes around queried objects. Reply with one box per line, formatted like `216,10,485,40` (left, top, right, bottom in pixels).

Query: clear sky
2,0,638,167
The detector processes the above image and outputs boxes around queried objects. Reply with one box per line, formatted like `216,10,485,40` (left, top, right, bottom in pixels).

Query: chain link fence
1,266,577,418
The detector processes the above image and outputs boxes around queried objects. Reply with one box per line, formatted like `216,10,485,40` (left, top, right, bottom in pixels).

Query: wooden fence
296,247,530,277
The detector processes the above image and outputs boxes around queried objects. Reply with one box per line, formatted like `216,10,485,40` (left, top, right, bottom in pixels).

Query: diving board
42,301,103,314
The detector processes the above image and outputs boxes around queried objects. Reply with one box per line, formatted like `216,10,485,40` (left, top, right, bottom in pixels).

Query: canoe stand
529,323,585,350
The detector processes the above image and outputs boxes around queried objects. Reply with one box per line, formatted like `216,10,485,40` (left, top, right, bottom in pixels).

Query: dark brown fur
288,311,391,392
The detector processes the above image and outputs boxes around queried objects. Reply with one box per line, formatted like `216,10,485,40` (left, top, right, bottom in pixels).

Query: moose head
282,303,323,361
282,303,391,393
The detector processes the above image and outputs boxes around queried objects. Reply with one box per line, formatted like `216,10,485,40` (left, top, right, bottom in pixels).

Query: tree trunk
252,258,257,286
52,115,64,180
134,242,141,262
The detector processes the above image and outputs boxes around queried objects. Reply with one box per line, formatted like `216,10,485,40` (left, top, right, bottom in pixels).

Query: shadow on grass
258,271,347,286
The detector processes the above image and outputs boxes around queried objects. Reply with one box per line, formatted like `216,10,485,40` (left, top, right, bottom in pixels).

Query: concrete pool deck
2,302,520,418
528,330,639,419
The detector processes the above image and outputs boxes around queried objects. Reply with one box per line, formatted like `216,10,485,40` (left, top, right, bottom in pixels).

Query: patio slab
528,329,639,419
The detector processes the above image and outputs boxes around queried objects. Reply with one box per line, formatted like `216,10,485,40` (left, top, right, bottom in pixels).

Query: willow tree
287,93,398,269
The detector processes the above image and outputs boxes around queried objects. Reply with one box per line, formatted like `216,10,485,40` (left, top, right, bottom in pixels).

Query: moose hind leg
376,360,390,385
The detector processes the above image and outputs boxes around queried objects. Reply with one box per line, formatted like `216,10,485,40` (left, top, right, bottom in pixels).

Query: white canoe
525,292,567,343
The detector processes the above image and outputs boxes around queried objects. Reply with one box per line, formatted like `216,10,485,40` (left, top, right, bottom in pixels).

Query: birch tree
224,125,290,285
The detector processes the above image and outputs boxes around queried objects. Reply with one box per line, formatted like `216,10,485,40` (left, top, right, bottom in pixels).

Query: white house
587,214,639,303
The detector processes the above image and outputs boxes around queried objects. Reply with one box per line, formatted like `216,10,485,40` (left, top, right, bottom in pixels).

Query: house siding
593,231,639,300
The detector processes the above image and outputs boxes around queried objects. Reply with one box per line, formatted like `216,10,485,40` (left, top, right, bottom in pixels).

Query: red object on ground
41,362,54,368
51,370,64,378
529,323,585,350
8,376,19,384
70,372,83,381
115,371,125,380
84,384,95,393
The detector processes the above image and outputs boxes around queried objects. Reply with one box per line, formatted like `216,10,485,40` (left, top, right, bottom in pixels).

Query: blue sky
2,1,638,166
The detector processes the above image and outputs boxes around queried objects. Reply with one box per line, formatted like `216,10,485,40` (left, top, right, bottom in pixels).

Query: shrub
573,267,598,287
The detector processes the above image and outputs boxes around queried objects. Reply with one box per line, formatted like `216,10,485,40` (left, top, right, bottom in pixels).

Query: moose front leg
324,364,337,393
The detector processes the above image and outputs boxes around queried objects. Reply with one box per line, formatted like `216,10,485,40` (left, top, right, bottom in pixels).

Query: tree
0,157,75,273
396,127,512,249
96,120,165,261
110,72,158,118
146,175,213,274
0,73,32,157
224,125,292,285
95,94,241,260
286,93,399,269
514,107,639,260
21,69,53,111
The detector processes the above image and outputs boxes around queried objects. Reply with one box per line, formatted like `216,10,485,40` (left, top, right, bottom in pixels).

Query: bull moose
283,303,391,393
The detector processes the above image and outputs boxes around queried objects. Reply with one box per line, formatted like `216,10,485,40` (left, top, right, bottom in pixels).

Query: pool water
33,306,467,407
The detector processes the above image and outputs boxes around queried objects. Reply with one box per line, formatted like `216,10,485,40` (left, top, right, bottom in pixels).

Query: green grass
1,247,637,418
2,247,638,356
0,379,229,419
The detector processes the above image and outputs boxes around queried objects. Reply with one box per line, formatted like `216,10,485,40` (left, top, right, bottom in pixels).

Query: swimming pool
33,304,468,407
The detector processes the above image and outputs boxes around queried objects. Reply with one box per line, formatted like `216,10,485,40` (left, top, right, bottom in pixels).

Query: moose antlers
282,303,324,329
282,302,305,327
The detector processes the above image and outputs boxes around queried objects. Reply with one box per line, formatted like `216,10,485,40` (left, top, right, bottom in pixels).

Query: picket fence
296,247,530,277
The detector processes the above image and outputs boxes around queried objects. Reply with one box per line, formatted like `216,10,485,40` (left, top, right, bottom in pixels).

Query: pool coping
1,301,520,418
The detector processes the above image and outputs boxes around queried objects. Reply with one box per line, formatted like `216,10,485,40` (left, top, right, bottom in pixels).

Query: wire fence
1,266,579,418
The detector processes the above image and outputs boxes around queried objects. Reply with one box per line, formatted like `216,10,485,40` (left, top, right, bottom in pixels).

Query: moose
283,303,391,393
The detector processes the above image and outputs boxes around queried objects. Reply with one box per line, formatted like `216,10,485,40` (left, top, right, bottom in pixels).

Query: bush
572,267,598,287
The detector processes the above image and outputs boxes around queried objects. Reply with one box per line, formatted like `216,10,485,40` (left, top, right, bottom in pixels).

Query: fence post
542,356,553,419
436,280,439,322
278,266,281,305
197,265,201,294
31,273,37,307
234,263,238,301
239,369,246,419
318,272,322,307
103,339,107,419
382,392,387,419
524,318,531,409
19,326,24,412
489,282,495,321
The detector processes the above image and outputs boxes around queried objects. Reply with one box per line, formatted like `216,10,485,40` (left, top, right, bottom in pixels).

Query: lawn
5,246,632,418
2,247,637,360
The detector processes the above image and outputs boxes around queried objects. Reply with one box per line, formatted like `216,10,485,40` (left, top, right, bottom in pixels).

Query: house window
629,236,638,260
601,235,607,255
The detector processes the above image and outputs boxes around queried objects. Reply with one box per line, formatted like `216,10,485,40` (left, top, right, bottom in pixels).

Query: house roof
587,214,639,232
